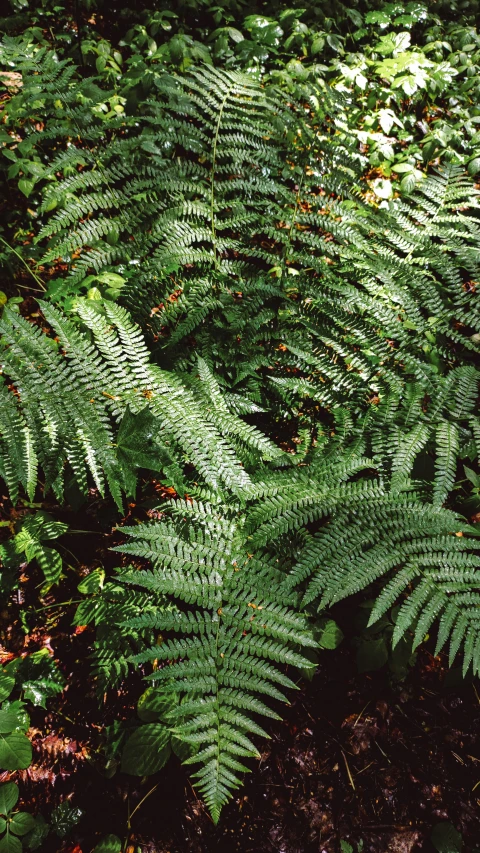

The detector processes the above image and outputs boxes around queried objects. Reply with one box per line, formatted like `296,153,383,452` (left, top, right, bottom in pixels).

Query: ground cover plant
0,0,479,849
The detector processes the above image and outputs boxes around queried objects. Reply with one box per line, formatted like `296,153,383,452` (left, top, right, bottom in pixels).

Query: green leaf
36,545,62,586
340,842,354,853
0,710,23,734
50,801,82,838
0,675,15,703
0,818,5,832
137,688,178,723
0,782,19,815
0,732,32,770
13,650,65,708
116,406,169,494
92,834,122,853
391,162,414,173
23,678,63,708
356,638,388,673
18,178,34,198
95,272,126,287
23,814,50,851
0,702,28,732
116,406,163,472
315,618,344,649
0,833,22,853
10,812,36,836
121,723,172,775
467,157,480,176
464,466,480,488
400,172,417,193
77,568,105,594
431,822,463,853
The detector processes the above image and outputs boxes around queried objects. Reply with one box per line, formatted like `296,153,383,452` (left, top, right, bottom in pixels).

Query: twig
353,701,370,727
341,749,355,791
0,235,46,291
128,782,160,827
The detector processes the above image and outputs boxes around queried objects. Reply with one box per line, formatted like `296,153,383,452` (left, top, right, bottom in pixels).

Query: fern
0,301,277,506
115,500,316,823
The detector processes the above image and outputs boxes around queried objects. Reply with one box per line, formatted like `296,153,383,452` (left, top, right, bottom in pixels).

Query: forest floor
2,487,480,853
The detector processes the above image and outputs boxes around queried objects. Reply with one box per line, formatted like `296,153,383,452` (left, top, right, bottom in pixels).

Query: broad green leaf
93,834,122,853
0,782,19,815
356,638,388,673
0,711,23,734
50,801,83,838
468,157,480,176
315,618,344,649
431,822,463,853
36,545,62,585
0,675,15,703
391,162,414,173
77,568,105,594
10,812,36,836
22,814,49,850
22,678,63,708
0,702,28,732
400,172,417,193
121,723,171,775
464,466,480,488
0,833,22,853
137,688,178,723
18,178,34,198
0,817,5,832
96,272,126,287
0,732,32,770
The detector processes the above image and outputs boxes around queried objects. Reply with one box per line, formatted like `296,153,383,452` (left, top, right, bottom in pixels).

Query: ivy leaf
121,723,172,775
50,801,83,838
0,732,32,770
0,782,19,815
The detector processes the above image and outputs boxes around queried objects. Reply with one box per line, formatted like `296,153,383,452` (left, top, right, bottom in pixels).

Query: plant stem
0,236,46,291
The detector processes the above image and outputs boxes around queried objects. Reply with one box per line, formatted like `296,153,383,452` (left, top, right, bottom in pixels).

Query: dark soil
8,612,480,853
